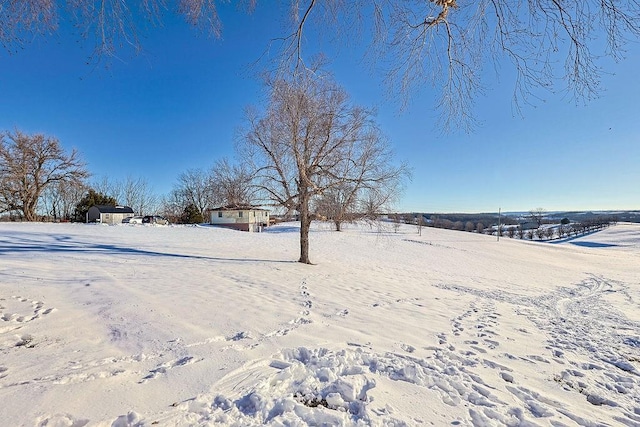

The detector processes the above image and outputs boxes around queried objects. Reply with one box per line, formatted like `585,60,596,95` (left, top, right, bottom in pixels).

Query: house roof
91,205,135,214
210,204,269,212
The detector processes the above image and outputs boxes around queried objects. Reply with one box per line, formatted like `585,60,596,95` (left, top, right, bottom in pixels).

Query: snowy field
1,221,639,426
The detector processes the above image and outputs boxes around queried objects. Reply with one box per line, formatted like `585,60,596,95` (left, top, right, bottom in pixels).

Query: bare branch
3,1,640,128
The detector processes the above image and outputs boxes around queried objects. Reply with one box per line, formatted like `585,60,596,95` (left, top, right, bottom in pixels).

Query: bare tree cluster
0,130,89,221
495,216,617,241
158,190,187,224
3,2,639,128
0,130,253,224
160,159,254,224
165,168,216,222
93,176,158,216
241,69,409,263
40,180,87,221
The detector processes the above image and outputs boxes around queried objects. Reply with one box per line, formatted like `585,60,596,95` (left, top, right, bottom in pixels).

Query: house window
218,212,222,218
239,211,243,218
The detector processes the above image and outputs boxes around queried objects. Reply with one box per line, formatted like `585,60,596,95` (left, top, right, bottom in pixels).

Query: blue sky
1,4,638,213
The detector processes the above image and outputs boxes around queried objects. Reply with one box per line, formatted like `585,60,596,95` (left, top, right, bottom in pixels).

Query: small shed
87,205,135,225
209,205,270,232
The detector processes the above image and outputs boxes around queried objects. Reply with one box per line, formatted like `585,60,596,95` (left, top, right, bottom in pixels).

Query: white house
86,205,134,225
209,205,270,232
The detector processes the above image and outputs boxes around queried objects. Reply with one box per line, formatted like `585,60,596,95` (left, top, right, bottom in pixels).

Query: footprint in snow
139,356,200,383
0,296,56,329
227,331,251,341
36,413,89,427
400,343,415,353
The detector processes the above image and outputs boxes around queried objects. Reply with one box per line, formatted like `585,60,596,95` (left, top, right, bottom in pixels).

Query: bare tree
241,70,408,264
557,223,566,239
529,207,547,227
545,227,555,240
359,186,399,224
391,214,402,233
92,176,123,203
0,130,89,221
91,175,158,215
210,158,253,207
172,168,217,221
312,181,399,232
41,179,87,221
313,183,358,231
158,191,185,224
121,176,158,215
3,2,639,128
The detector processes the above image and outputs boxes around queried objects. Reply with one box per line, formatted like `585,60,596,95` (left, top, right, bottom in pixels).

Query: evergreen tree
74,189,117,222
181,203,204,224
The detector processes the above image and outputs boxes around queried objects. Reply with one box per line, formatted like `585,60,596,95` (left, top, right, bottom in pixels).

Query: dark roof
210,204,269,212
92,205,134,214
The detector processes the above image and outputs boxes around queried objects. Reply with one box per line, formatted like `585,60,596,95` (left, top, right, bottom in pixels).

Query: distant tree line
0,128,250,224
387,211,617,241
158,159,253,225
388,212,517,234
485,216,616,241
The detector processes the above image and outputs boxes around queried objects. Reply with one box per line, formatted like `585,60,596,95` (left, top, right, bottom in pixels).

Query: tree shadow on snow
548,229,619,248
548,230,595,244
0,231,294,264
263,225,300,234
569,241,619,248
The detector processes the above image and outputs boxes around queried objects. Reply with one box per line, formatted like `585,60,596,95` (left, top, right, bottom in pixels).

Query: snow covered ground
0,221,639,426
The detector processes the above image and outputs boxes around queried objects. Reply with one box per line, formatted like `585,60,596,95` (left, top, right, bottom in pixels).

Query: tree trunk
24,210,37,221
298,190,312,264
24,198,38,222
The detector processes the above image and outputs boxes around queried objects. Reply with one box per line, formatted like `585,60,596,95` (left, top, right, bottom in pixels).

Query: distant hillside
552,210,640,223
393,210,639,228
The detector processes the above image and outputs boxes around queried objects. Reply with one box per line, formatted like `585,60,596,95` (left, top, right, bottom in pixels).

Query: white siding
209,209,270,232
